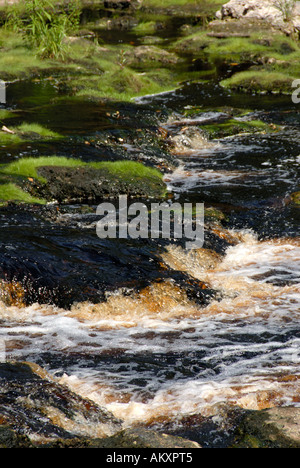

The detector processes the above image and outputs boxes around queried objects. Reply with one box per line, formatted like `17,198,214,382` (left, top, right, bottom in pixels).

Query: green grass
132,21,158,35
0,123,62,147
220,70,297,94
203,118,278,138
0,156,165,204
0,183,46,204
0,109,16,120
72,65,178,102
142,0,224,9
16,123,62,139
0,132,23,146
0,156,164,183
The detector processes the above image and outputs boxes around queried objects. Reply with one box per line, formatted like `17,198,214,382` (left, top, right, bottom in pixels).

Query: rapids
0,36,299,446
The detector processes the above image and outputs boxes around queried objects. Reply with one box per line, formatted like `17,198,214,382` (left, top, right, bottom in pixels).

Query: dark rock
92,428,202,448
28,165,166,204
104,0,133,9
233,407,300,448
0,426,33,448
0,362,123,443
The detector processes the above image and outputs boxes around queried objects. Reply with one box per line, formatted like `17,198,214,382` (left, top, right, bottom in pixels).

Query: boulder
234,407,300,448
28,165,166,203
216,0,300,33
93,428,202,448
0,362,122,443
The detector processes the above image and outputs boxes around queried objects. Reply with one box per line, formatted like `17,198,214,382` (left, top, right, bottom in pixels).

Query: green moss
15,123,62,140
0,109,16,120
72,65,177,102
0,183,46,204
1,156,163,184
202,118,276,138
90,160,163,181
0,123,62,148
174,30,300,61
132,21,158,36
291,191,300,205
0,156,166,204
220,70,297,94
0,131,23,146
0,156,86,183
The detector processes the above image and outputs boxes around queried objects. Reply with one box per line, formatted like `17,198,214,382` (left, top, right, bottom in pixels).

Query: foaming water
0,234,299,428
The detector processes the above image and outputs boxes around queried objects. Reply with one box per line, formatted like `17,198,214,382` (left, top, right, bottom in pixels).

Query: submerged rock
233,407,300,448
0,362,123,444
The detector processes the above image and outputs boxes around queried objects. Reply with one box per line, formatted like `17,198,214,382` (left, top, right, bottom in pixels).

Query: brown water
0,55,299,446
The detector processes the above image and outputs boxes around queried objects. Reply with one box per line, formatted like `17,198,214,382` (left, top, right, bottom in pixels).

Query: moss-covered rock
220,70,297,95
31,164,166,203
233,407,300,448
0,157,167,204
290,191,300,205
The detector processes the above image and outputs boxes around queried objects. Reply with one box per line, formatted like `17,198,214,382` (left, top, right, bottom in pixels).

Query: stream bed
0,10,299,448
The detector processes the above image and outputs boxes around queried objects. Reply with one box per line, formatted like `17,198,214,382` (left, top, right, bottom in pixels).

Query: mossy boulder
220,70,297,95
0,157,167,204
233,407,300,448
124,45,179,69
31,164,166,203
290,191,300,205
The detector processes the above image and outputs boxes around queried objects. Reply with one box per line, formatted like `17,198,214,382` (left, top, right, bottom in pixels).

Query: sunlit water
0,80,299,444
0,233,299,429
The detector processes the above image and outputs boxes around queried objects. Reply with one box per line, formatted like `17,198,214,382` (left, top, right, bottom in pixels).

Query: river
0,24,299,447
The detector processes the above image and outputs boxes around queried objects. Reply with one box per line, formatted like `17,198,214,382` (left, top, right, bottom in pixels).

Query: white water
0,233,299,427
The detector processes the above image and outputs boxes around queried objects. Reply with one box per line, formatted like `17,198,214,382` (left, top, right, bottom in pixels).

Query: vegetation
0,183,46,204
5,0,81,59
0,156,163,182
0,123,62,147
220,70,297,94
273,0,296,22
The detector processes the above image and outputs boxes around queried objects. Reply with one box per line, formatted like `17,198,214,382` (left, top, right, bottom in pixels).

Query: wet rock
167,126,214,155
93,428,202,448
0,362,123,443
28,165,166,204
233,407,300,448
0,426,33,448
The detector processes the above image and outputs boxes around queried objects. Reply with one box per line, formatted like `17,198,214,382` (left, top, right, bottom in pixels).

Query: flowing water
0,39,299,446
